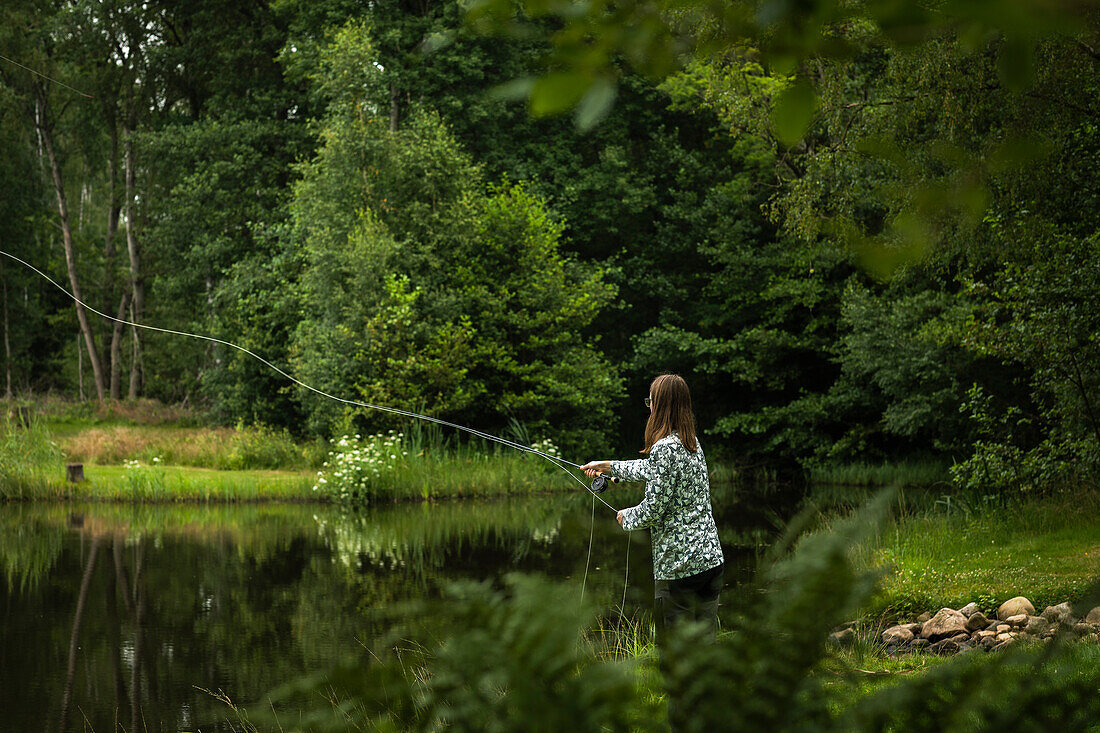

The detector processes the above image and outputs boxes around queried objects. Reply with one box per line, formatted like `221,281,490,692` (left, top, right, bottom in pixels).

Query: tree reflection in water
0,491,764,732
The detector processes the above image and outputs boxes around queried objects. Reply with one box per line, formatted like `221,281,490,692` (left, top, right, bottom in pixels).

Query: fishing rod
0,250,623,510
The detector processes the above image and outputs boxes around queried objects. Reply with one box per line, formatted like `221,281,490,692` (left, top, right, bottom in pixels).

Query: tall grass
390,446,581,498
81,464,314,501
586,612,657,661
312,423,588,502
809,460,950,487
0,415,65,497
57,422,325,470
708,460,740,484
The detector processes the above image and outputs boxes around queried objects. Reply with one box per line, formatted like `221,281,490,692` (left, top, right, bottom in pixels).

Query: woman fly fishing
581,373,725,645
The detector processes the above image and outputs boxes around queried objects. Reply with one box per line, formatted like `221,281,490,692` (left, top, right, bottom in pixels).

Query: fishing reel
590,473,619,494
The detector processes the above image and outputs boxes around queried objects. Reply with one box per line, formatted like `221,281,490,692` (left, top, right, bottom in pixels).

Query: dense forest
1,0,1098,491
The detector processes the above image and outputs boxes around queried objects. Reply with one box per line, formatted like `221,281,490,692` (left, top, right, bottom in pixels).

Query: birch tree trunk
38,91,107,400
124,122,144,398
77,333,84,401
105,119,131,400
105,121,121,261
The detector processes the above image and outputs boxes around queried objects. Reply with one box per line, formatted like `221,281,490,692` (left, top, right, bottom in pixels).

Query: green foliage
0,102,56,394
818,283,979,463
287,24,622,448
8,0,1100,500
224,422,315,471
949,234,1100,494
287,101,482,432
121,457,168,497
251,574,640,731
312,431,409,502
842,641,1100,731
659,492,892,731
140,116,310,408
770,78,818,147
465,0,1079,135
245,490,1100,732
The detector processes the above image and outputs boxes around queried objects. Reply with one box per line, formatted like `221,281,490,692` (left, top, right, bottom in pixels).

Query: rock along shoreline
831,597,1100,656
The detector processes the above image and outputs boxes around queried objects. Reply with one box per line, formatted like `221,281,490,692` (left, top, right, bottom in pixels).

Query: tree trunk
79,177,88,230
2,263,11,399
124,123,144,398
77,333,85,402
106,122,120,261
129,315,143,399
58,538,101,733
107,538,128,716
38,91,107,401
105,119,125,394
109,290,131,400
130,540,146,733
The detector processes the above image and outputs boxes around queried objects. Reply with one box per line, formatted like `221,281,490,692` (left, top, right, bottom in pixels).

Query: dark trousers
653,562,724,649
654,563,724,731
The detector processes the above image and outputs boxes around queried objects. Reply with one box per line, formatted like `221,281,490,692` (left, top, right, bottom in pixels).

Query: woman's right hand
580,460,611,478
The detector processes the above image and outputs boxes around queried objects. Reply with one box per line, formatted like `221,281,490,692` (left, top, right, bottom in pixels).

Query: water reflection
0,488,783,732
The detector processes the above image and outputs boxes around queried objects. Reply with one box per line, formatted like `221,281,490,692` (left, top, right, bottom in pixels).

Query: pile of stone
877,597,1100,655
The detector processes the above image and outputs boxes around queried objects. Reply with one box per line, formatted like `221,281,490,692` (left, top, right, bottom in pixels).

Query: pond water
0,485,799,732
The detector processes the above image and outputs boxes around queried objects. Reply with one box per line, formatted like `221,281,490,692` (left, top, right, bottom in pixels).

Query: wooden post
66,463,84,483
15,405,31,428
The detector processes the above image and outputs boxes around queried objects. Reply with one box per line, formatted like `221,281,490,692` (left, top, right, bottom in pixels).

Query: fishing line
0,40,644,618
580,492,595,601
580,492,633,624
0,53,95,98
2,249,629,611
0,249,621,511
619,531,630,621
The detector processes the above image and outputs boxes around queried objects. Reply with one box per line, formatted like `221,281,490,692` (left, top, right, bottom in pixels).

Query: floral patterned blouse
610,431,724,581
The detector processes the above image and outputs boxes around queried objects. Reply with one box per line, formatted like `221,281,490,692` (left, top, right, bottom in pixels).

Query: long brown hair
642,374,698,453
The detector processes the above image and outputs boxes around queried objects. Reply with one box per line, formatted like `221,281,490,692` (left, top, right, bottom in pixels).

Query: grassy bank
27,464,315,501
0,411,324,500
820,634,1100,719
0,410,591,501
842,490,1100,620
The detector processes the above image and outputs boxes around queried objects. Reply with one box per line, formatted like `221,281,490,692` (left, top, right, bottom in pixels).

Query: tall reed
0,415,65,498
808,460,949,487
312,427,582,503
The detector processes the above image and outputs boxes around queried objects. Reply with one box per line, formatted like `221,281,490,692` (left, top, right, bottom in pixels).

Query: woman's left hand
580,460,611,478
616,510,624,526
